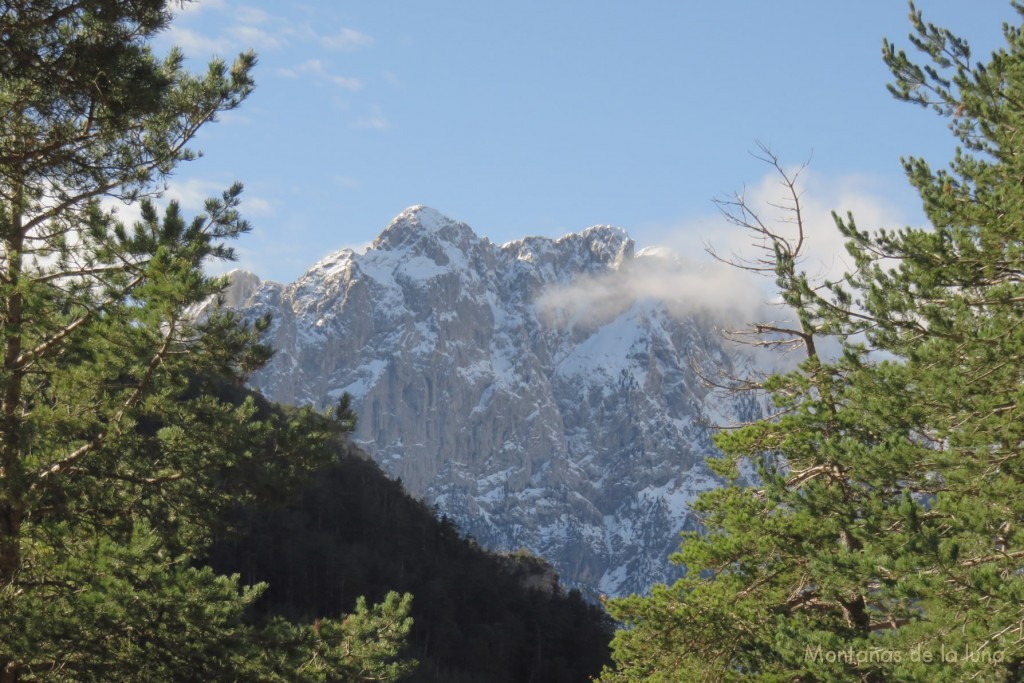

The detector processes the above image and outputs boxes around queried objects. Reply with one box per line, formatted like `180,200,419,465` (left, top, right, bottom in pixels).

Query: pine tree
0,2,414,680
602,3,1024,681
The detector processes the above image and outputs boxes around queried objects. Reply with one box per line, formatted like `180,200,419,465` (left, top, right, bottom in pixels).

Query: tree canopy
0,2,414,680
602,2,1024,681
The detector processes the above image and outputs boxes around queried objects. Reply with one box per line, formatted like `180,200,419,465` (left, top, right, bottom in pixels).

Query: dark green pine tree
602,3,1024,681
0,2,414,681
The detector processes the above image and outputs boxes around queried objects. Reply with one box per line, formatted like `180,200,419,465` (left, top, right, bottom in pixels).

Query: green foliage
0,520,269,682
0,2,415,680
334,391,359,433
602,3,1024,681
301,593,417,683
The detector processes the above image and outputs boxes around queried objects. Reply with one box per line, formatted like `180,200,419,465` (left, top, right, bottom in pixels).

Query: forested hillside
208,424,613,683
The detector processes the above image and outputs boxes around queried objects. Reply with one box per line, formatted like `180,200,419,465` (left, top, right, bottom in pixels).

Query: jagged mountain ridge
224,206,760,596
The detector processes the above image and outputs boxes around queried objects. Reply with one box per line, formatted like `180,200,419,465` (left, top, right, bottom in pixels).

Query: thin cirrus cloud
233,6,272,25
276,59,364,91
97,176,274,241
171,0,225,16
320,26,375,51
350,106,390,131
165,22,281,56
162,178,275,219
168,7,373,57
228,24,283,49
165,25,234,56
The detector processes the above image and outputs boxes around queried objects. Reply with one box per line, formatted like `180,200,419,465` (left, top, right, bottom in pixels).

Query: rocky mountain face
221,206,761,596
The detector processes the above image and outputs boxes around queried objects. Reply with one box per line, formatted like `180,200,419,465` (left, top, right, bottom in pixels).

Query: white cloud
321,27,374,51
351,116,390,130
686,167,916,291
227,24,283,49
537,169,916,363
330,75,364,90
98,176,265,230
276,59,363,91
351,105,390,130
172,0,226,17
234,6,271,24
161,179,271,218
165,25,234,56
536,250,767,331
276,58,324,78
100,196,146,231
240,196,274,216
166,4,285,57
163,178,228,211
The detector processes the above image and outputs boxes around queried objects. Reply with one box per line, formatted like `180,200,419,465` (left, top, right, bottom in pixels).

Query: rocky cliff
221,206,761,596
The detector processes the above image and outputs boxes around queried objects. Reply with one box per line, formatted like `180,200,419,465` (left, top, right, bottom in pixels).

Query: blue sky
153,1,1019,284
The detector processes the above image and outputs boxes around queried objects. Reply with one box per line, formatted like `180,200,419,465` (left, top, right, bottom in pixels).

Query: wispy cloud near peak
536,248,767,331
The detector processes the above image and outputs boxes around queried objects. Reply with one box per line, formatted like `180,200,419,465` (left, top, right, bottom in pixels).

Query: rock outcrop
222,206,761,596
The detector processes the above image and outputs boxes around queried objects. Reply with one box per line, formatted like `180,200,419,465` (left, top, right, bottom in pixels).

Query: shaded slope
208,437,613,683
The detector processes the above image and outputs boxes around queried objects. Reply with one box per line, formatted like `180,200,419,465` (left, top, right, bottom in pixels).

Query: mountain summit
225,207,760,596
371,205,475,250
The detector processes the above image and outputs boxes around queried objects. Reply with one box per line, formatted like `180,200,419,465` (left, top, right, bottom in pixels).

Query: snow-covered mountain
222,206,762,596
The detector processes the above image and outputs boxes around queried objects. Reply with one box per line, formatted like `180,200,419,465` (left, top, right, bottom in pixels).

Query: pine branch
32,316,178,486
15,274,145,372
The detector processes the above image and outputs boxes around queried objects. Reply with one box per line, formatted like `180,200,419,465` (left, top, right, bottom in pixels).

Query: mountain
220,206,761,596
